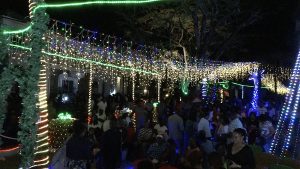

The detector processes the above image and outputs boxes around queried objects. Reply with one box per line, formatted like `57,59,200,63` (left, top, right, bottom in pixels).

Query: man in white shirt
197,109,212,138
228,112,244,133
168,111,184,153
97,97,107,115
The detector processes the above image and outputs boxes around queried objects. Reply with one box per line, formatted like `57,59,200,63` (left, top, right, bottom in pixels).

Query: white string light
88,64,93,115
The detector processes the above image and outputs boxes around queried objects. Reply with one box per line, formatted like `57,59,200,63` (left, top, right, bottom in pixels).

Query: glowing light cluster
269,49,300,158
261,74,289,95
6,20,266,93
57,112,73,120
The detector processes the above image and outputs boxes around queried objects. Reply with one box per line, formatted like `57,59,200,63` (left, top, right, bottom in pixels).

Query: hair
137,159,154,169
259,114,267,122
72,120,87,136
220,116,229,125
201,107,210,118
233,128,247,143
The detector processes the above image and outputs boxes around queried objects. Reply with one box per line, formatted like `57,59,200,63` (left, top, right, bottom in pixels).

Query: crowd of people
54,93,282,169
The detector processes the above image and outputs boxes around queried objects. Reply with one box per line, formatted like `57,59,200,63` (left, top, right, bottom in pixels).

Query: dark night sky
1,0,299,66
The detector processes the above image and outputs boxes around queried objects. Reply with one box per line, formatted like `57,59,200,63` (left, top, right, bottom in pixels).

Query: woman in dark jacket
66,120,93,169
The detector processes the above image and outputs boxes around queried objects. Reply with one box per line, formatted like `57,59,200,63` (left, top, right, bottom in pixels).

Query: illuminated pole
132,73,135,101
88,64,93,115
157,77,161,102
249,70,262,114
34,59,50,168
28,0,49,168
202,78,208,100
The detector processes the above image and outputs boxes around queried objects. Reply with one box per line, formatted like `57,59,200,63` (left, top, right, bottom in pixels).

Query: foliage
17,1,49,167
120,0,259,61
0,28,20,146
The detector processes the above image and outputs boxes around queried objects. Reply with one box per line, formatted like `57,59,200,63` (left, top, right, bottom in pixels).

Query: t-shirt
154,124,168,135
229,118,244,133
197,118,212,138
227,144,255,169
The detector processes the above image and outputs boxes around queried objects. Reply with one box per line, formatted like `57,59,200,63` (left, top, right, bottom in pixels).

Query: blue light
269,47,300,158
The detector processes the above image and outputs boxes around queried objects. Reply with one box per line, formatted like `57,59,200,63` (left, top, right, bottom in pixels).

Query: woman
226,128,255,169
66,120,96,169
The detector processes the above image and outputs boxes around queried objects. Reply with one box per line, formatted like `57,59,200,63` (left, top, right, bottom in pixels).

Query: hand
229,161,241,168
93,148,100,155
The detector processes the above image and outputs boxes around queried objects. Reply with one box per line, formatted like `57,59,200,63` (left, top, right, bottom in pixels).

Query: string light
152,102,159,123
33,58,50,168
3,0,162,35
132,73,135,101
0,146,19,153
269,49,300,157
249,70,263,114
220,89,224,103
88,64,93,115
49,119,73,151
202,78,208,99
157,77,161,102
241,85,244,99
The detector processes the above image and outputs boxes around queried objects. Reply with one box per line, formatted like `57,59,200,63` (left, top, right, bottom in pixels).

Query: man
135,100,148,133
228,112,244,133
168,111,184,154
197,108,213,139
101,120,122,169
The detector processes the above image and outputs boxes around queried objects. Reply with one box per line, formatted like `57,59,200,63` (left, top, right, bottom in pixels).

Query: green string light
231,82,269,89
8,44,159,75
2,0,162,35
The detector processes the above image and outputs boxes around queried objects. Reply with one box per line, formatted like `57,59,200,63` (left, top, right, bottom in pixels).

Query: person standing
66,121,95,169
168,111,184,154
135,100,148,133
197,108,213,139
101,119,122,169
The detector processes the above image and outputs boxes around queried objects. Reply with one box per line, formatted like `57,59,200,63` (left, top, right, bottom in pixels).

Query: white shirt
197,118,212,138
154,124,168,135
97,101,107,114
102,120,110,132
228,118,243,133
217,125,229,135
